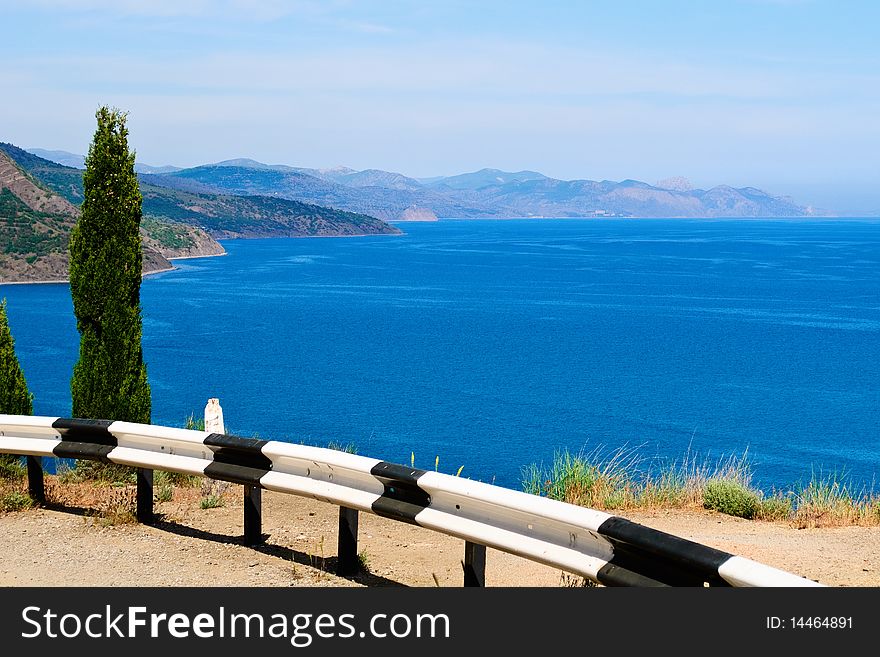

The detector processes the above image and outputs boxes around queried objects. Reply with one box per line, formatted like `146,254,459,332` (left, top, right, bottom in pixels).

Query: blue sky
1,0,878,214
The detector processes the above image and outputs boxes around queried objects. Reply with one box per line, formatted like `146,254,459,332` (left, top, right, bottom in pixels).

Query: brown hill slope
0,150,224,284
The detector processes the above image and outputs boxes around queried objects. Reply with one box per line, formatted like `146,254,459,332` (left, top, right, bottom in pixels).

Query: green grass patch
156,468,201,488
327,440,358,454
58,461,136,485
790,469,880,526
702,479,760,519
1,490,33,512
523,445,880,526
0,454,26,481
152,469,200,501
522,446,640,510
184,413,205,431
757,494,793,521
200,494,224,509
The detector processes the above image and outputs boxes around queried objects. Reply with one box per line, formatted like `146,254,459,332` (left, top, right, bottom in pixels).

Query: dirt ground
1,483,878,587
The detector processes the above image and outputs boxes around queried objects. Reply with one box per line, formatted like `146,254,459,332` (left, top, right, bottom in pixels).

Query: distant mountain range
0,143,400,283
28,148,826,220
2,142,830,284
27,148,181,174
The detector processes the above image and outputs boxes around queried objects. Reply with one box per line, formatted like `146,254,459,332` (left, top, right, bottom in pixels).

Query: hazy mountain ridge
427,168,549,190
152,161,820,219
29,147,823,219
27,148,181,174
148,164,466,221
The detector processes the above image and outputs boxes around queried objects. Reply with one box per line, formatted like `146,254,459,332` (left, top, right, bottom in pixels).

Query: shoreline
0,250,229,286
6,217,874,286
240,230,405,239
0,277,69,286
0,231,401,286
0,265,184,286
167,251,227,261
143,265,176,277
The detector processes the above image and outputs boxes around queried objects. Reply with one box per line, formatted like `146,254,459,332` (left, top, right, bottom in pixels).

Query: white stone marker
204,398,225,434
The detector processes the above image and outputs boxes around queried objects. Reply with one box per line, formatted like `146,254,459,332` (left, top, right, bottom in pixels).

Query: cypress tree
0,299,33,416
69,107,151,424
0,299,33,475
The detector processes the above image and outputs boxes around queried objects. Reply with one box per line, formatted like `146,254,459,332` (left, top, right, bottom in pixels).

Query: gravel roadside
1,486,878,587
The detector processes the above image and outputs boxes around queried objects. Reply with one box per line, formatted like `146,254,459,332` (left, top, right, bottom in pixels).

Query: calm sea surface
3,219,879,492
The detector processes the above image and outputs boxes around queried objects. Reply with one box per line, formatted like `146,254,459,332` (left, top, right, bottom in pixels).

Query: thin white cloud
8,38,877,105
3,0,337,21
741,0,814,5
338,20,394,34
2,10,877,192
11,0,213,18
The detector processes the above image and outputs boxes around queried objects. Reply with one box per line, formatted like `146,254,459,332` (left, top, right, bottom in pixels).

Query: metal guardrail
0,414,823,587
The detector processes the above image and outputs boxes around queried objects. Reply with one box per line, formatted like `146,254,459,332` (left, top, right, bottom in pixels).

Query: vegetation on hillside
138,185,397,237
140,216,195,250
1,143,223,282
0,142,84,205
0,188,72,258
0,142,399,238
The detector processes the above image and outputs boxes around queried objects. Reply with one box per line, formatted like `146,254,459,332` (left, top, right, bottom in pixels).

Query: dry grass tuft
523,447,880,527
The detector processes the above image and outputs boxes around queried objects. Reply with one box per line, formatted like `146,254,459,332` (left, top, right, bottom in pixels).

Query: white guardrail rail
0,414,822,587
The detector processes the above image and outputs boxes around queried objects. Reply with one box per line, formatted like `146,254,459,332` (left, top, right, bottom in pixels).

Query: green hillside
0,187,71,260
0,142,400,238
138,184,398,237
0,145,224,283
0,143,85,205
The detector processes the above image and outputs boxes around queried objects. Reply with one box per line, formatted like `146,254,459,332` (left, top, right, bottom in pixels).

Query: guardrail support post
136,468,154,524
244,485,263,545
463,541,486,587
337,506,359,576
26,456,44,505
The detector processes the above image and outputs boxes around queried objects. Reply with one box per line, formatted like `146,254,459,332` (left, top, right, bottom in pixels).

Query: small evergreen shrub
200,494,224,509
1,491,32,512
0,298,34,418
702,479,760,519
156,481,173,503
757,494,793,521
0,455,26,481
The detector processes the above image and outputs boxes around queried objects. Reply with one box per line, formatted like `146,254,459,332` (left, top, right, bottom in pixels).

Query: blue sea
3,219,879,493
